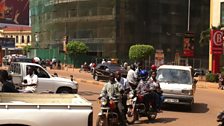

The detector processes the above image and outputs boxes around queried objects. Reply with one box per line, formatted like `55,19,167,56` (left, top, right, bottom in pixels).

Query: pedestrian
0,70,18,93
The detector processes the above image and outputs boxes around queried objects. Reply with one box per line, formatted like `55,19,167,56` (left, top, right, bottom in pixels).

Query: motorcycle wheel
96,115,108,126
147,112,157,120
126,106,137,124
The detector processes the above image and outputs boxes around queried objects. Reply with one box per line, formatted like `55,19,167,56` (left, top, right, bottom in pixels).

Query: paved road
48,68,224,126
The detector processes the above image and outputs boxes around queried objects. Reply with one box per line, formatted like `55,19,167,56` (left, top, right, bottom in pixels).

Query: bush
205,73,219,82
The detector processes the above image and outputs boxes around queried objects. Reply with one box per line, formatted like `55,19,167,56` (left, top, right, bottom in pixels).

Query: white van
8,62,79,94
156,65,197,110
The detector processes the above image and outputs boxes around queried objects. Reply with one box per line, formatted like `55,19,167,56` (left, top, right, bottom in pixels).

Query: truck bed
0,93,93,126
0,93,92,108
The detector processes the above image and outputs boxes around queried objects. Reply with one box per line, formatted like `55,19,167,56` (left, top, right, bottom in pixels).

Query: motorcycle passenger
126,64,137,90
136,69,157,113
115,71,130,118
99,72,127,126
148,71,164,112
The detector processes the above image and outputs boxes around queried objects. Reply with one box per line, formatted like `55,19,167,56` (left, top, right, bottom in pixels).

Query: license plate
164,98,179,103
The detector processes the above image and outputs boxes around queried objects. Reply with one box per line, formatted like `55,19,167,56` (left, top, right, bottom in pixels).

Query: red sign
183,32,194,57
210,30,223,55
0,0,29,25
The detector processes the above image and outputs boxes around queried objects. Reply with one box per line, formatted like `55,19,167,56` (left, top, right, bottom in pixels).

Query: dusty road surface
48,68,224,126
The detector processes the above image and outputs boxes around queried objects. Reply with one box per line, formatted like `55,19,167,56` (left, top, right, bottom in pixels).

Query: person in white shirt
22,67,38,93
126,64,137,90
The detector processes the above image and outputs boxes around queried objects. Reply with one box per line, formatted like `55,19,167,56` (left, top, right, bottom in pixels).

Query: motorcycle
126,91,157,124
217,111,224,126
96,96,120,126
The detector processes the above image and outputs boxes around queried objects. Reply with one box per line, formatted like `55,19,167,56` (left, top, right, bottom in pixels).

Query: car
193,68,205,77
93,63,127,81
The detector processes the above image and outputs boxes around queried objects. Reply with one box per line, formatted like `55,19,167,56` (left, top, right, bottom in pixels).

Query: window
21,36,24,43
26,66,50,78
27,36,30,43
16,36,18,43
221,2,224,26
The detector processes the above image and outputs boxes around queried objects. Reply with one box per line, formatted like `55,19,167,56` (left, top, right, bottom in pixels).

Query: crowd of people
98,62,164,125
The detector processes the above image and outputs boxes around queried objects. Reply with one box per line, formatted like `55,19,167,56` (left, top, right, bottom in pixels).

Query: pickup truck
8,62,78,94
0,93,93,126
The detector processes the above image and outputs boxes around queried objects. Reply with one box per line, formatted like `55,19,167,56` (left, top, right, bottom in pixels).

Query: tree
129,44,154,61
199,25,224,46
66,41,88,66
22,45,32,55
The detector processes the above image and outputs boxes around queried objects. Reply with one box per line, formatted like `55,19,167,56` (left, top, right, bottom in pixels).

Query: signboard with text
210,30,223,55
0,37,15,48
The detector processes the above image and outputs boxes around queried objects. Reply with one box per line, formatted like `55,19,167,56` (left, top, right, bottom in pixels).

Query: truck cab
8,62,78,94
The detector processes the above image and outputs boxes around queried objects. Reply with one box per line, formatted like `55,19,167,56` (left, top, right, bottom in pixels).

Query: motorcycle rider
148,71,164,112
99,72,127,126
136,69,157,113
115,71,130,118
127,64,138,90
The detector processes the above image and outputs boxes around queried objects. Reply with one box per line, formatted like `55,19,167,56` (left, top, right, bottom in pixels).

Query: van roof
158,65,192,71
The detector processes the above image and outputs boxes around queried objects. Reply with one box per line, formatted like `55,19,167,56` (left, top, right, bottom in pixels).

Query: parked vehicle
217,111,224,126
0,93,92,126
193,68,205,77
156,65,197,110
93,63,127,81
96,96,120,126
8,62,79,94
126,91,157,124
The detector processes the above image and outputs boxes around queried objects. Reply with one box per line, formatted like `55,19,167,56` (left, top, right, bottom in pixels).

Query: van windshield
156,69,192,84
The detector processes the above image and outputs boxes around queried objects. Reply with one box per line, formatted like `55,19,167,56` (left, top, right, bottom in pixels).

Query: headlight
182,90,193,95
100,97,107,106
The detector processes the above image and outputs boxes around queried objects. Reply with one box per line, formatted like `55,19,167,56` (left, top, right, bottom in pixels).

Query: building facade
30,0,210,66
0,25,32,55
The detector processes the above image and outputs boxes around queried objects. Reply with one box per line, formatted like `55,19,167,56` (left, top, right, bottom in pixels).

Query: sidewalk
196,80,219,89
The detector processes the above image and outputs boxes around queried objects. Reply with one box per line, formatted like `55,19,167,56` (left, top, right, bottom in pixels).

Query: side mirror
53,73,58,77
70,75,73,81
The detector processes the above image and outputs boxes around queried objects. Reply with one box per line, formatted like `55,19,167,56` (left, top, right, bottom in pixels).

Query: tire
126,106,137,124
57,88,72,94
96,115,108,126
147,112,157,120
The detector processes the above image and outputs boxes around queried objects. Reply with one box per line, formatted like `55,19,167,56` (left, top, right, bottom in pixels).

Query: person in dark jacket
0,70,18,93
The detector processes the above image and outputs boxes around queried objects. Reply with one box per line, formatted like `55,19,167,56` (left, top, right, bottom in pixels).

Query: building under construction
30,0,210,65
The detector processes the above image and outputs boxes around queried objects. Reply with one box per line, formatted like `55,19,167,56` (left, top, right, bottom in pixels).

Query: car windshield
156,69,192,84
109,64,122,70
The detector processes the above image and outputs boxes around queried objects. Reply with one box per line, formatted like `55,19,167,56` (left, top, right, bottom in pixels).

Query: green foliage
205,73,219,82
129,44,154,61
199,24,224,46
22,45,32,54
66,41,88,56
